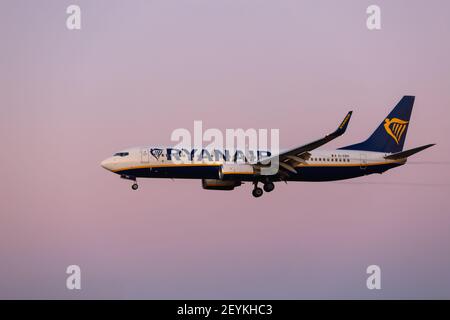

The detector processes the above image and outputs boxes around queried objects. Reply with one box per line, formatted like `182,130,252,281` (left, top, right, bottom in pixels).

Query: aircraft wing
259,111,353,175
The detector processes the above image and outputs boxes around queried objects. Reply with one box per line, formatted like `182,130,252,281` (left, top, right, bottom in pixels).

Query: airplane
100,96,434,198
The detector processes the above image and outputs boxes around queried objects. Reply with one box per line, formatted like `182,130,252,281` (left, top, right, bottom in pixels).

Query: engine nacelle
218,164,256,180
202,179,242,191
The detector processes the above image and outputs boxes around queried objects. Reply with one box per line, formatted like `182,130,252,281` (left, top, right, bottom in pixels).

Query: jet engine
218,164,256,180
202,179,242,191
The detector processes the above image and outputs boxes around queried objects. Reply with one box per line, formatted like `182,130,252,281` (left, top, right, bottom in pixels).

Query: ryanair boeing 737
101,96,434,198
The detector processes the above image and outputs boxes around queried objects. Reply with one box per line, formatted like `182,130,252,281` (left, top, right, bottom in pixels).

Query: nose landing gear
121,174,139,191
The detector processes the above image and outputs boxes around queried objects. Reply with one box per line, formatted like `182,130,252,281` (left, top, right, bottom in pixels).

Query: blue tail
339,96,414,153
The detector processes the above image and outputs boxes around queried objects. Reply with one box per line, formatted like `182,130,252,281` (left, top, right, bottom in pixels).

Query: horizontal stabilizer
384,144,435,160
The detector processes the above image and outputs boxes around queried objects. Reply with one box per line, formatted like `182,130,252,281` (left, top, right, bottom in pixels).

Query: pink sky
1,0,450,298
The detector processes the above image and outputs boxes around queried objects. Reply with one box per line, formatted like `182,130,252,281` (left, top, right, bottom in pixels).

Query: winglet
334,111,353,136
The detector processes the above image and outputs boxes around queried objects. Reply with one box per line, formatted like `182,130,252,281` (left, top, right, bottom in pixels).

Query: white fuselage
100,146,405,182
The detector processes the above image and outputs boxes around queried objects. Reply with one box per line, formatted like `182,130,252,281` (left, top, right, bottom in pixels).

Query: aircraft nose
100,158,114,171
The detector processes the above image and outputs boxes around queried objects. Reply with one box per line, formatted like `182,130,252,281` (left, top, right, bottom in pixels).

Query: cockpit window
113,152,129,157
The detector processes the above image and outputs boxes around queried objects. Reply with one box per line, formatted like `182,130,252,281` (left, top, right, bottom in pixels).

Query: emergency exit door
141,149,150,163
360,153,367,169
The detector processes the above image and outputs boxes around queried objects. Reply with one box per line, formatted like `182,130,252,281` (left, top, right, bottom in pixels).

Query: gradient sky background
1,0,450,299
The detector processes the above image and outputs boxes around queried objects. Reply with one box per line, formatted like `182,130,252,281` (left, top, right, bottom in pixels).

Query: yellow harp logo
384,118,409,144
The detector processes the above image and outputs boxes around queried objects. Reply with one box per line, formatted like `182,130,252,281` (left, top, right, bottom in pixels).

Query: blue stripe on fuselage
117,165,220,179
288,163,403,181
114,163,403,181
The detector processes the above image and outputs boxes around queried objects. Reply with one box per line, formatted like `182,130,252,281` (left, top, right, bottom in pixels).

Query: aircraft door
141,148,150,163
360,153,367,169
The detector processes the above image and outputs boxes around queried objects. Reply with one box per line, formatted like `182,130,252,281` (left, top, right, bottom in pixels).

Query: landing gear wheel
131,183,139,190
252,187,263,198
263,182,275,193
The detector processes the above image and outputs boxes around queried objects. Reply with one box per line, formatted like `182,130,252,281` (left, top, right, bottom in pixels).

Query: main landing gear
252,181,275,198
252,186,263,198
131,183,139,190
263,182,275,193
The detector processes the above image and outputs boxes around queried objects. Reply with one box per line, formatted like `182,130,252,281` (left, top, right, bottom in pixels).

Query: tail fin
339,96,415,153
